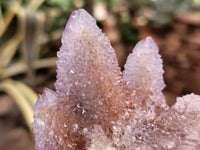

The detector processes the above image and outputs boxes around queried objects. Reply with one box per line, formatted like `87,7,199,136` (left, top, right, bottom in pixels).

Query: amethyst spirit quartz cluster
33,9,200,150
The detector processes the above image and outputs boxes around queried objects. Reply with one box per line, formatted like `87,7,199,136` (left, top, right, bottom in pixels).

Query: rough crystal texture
123,36,166,107
33,9,200,150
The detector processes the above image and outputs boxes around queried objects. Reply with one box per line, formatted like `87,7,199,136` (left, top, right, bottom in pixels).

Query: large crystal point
56,8,132,127
33,9,200,150
33,9,131,150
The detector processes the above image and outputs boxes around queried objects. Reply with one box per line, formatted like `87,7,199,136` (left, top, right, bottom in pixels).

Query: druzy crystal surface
33,9,200,150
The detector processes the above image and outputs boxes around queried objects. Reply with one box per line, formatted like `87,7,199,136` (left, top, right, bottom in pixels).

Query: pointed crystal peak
55,9,124,98
54,9,131,144
34,88,57,113
34,95,44,112
43,88,57,105
123,37,165,106
134,36,158,52
62,9,96,44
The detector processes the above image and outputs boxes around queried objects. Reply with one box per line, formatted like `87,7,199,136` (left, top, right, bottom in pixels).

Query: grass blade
0,79,37,131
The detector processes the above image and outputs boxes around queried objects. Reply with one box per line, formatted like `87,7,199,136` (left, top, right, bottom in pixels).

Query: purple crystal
33,9,200,150
123,36,166,107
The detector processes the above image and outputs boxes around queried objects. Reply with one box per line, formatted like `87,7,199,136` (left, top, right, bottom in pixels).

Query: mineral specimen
33,9,200,150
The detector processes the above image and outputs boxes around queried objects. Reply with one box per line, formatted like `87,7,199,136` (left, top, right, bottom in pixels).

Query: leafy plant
0,0,57,131
0,79,37,130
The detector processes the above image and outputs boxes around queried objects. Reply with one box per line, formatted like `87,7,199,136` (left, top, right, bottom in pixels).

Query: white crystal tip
135,36,158,51
62,9,96,41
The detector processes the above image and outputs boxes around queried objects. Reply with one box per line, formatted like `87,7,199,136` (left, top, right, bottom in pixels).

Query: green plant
0,79,37,130
0,0,56,131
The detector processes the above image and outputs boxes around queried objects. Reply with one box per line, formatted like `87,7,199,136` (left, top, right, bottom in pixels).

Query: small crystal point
34,88,57,112
134,36,159,52
61,9,96,43
123,36,165,106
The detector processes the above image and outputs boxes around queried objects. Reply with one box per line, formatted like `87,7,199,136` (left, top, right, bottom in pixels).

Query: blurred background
0,0,200,149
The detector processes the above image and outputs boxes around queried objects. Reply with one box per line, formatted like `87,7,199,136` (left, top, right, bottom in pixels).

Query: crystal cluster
33,9,200,150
